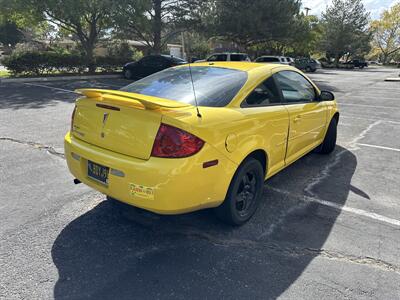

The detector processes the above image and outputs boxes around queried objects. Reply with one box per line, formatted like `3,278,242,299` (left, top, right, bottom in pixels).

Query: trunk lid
72,89,192,160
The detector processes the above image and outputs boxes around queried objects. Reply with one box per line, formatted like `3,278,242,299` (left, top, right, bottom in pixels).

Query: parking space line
357,143,400,152
338,103,400,110
23,83,77,94
341,114,400,125
269,187,400,228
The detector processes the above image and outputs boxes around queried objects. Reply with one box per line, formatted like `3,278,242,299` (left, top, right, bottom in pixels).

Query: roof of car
257,55,285,58
187,61,287,72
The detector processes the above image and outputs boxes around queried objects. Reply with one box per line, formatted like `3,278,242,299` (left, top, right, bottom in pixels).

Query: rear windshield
170,57,186,64
120,66,248,107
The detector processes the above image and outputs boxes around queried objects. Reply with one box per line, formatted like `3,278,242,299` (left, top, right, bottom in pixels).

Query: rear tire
314,118,337,154
214,158,264,226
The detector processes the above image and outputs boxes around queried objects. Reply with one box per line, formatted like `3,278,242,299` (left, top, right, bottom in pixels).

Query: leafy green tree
0,21,24,48
211,0,302,50
370,3,400,64
289,15,323,57
113,0,206,55
320,0,371,63
7,0,115,72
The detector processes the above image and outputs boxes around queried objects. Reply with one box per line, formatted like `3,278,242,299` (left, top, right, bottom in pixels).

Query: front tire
215,158,264,226
315,118,337,154
123,69,133,79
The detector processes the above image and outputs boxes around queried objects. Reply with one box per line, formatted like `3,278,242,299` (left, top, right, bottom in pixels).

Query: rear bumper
64,132,237,214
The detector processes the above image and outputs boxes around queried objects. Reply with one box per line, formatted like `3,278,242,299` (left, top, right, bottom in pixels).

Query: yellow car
65,62,339,225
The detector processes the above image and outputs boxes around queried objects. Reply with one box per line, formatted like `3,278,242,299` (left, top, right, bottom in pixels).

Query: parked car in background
196,53,251,63
123,55,186,79
255,56,290,65
286,57,295,65
294,58,321,72
344,59,368,69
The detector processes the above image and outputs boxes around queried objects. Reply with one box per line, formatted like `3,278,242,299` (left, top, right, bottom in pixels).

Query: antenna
188,62,202,118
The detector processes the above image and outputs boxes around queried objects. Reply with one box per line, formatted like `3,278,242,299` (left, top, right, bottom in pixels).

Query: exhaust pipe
73,179,81,185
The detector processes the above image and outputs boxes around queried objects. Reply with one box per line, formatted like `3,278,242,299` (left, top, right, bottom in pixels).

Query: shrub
106,41,143,62
1,51,124,76
96,56,125,72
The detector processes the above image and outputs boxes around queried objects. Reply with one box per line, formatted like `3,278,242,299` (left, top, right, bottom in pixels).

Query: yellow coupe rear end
65,62,339,225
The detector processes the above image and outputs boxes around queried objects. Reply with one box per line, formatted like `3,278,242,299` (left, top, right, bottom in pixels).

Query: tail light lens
70,106,77,132
151,123,204,158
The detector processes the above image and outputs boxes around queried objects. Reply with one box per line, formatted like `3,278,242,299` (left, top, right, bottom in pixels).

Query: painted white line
23,83,77,94
339,103,400,110
304,121,382,198
341,114,400,125
357,143,400,153
269,187,400,228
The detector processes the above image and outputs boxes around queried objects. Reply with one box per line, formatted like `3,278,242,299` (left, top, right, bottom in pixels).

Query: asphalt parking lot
1,67,400,299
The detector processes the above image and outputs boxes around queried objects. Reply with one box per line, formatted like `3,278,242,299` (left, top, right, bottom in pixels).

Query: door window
258,57,280,63
242,77,281,107
207,54,228,61
230,54,247,61
274,71,316,103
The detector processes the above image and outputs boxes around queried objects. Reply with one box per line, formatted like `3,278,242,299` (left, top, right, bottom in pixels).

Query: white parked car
255,56,290,65
196,53,251,63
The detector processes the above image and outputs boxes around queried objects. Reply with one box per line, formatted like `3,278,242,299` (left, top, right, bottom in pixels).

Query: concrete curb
0,74,123,83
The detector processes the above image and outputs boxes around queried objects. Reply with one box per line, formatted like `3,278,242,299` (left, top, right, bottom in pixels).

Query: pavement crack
0,137,65,159
164,227,400,275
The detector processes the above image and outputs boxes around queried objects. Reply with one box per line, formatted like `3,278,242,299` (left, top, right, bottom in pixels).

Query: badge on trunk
101,113,109,138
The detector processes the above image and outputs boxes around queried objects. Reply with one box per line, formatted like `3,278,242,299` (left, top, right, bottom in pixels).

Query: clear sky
302,0,398,19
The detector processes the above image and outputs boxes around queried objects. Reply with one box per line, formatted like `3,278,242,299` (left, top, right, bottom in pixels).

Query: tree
8,0,115,72
0,21,24,48
113,0,207,55
320,0,371,63
0,0,42,50
211,0,302,50
289,15,323,57
370,3,400,64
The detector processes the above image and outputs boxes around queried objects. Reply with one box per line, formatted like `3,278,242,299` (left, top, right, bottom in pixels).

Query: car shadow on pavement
52,146,358,299
0,83,77,110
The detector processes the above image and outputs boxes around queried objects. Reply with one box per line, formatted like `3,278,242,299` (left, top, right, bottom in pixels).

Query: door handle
294,115,302,123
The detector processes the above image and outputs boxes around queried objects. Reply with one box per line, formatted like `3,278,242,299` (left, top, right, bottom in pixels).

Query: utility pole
181,32,187,61
304,7,311,16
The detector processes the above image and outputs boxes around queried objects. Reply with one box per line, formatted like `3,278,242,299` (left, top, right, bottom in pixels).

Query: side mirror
319,90,335,101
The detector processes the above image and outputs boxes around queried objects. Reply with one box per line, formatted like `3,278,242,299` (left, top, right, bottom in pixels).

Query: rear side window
242,77,281,107
121,66,248,107
274,71,316,103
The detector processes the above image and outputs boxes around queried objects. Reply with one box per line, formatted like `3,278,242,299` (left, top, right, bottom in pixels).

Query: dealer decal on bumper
130,183,154,200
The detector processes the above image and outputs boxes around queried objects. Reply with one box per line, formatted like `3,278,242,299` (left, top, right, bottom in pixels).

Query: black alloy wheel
215,157,264,225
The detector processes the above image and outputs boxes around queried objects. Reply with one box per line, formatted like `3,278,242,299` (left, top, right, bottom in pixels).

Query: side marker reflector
203,160,219,169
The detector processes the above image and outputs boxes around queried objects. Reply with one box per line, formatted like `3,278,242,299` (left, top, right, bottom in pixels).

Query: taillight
151,123,204,158
70,106,77,132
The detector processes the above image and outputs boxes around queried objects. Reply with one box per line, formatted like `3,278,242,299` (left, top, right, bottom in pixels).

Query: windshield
120,66,248,107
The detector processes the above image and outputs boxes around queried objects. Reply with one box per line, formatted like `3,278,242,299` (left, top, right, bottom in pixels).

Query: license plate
87,160,109,185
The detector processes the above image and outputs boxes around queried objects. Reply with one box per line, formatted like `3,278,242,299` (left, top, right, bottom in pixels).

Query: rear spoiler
75,89,192,110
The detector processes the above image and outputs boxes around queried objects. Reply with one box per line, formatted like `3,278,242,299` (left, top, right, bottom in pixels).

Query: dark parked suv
294,58,321,72
123,55,186,79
